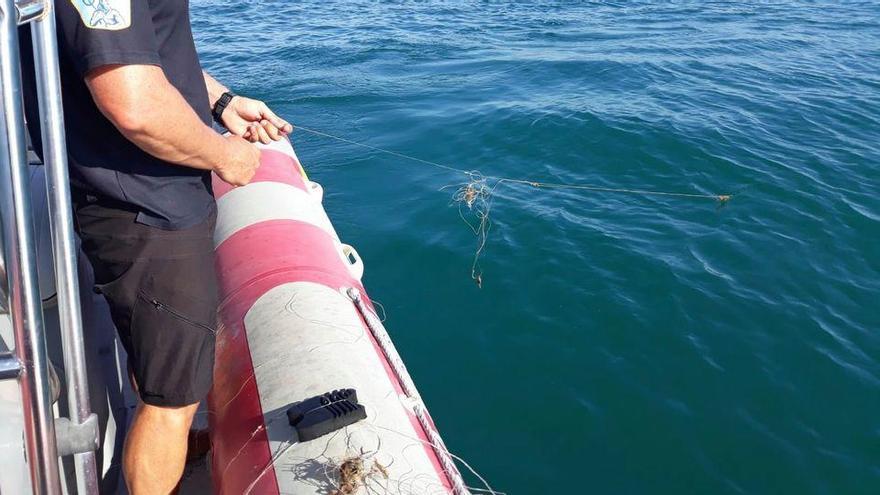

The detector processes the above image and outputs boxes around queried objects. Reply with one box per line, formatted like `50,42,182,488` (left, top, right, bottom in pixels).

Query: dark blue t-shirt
21,0,215,230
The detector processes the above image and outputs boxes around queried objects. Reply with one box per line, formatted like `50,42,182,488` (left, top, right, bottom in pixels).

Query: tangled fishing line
294,125,732,288
442,173,497,288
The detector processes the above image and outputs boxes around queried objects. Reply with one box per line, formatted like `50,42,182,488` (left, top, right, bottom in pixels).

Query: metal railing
0,214,7,313
0,0,99,493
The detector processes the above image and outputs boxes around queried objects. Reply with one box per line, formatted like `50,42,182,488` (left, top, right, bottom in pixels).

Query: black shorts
73,196,218,408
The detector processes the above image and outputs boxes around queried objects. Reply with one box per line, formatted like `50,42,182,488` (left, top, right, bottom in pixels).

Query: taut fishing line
294,125,732,287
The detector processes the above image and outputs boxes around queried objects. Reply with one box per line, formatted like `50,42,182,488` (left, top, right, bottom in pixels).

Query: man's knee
138,402,199,432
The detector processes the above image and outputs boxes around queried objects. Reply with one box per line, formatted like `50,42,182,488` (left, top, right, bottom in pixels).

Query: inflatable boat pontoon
208,138,468,494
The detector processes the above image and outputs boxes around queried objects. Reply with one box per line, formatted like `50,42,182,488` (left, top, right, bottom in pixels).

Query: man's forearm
87,64,229,171
203,70,229,109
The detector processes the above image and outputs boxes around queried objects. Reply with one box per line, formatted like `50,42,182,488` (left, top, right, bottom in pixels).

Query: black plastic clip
286,388,367,442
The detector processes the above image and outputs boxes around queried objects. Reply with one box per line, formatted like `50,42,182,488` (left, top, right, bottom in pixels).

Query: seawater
192,2,879,493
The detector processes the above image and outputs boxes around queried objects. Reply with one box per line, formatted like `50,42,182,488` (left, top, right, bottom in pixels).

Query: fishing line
295,125,730,201
295,125,466,175
294,124,733,286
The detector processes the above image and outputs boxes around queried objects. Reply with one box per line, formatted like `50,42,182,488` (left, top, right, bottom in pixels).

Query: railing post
0,0,63,493
30,0,100,492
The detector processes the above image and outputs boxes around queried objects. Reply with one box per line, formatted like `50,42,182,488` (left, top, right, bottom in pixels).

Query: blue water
191,2,880,493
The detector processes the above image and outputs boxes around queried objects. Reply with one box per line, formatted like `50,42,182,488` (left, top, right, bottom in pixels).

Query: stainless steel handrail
0,221,7,313
14,0,44,25
0,350,22,379
0,0,63,493
31,1,100,492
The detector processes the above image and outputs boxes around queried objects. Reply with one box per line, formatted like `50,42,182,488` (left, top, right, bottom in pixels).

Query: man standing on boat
19,0,291,492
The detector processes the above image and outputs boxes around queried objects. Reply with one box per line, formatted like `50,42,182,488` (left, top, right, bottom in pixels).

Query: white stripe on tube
243,282,450,494
214,181,340,246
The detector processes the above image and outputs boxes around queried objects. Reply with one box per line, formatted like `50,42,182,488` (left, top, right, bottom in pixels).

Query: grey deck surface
178,455,211,494
177,405,212,494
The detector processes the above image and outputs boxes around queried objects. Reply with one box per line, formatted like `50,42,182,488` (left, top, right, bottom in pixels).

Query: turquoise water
191,2,879,493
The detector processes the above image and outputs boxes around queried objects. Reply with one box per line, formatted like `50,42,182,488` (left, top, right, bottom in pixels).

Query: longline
293,124,733,286
294,124,732,202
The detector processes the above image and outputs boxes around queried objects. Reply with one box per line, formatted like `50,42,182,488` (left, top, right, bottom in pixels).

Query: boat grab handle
306,180,324,203
340,244,363,281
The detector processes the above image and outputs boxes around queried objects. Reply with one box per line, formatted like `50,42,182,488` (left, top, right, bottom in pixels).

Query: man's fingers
260,119,281,141
227,120,250,138
244,123,260,143
277,119,293,134
231,99,290,142
259,103,292,134
255,124,271,144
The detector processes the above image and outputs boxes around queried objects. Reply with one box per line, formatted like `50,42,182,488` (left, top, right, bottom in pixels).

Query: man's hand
221,96,293,144
214,135,262,186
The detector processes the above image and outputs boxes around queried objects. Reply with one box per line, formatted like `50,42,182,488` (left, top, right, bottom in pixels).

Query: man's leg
74,199,219,493
123,401,199,494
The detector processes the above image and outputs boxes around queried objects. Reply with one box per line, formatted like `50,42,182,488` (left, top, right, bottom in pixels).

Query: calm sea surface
191,2,879,493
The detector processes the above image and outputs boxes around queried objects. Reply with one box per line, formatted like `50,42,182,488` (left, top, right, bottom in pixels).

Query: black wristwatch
211,91,237,124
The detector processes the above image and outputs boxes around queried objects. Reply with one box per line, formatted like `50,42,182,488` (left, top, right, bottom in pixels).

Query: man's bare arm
203,70,228,108
87,64,259,185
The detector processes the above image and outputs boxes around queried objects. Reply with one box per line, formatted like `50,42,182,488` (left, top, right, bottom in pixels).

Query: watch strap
212,91,237,123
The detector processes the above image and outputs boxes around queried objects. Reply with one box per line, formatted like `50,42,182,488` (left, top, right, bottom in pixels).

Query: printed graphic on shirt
69,0,131,30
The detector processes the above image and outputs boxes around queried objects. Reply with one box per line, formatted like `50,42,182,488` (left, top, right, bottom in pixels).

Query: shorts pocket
128,291,217,407
135,290,216,335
